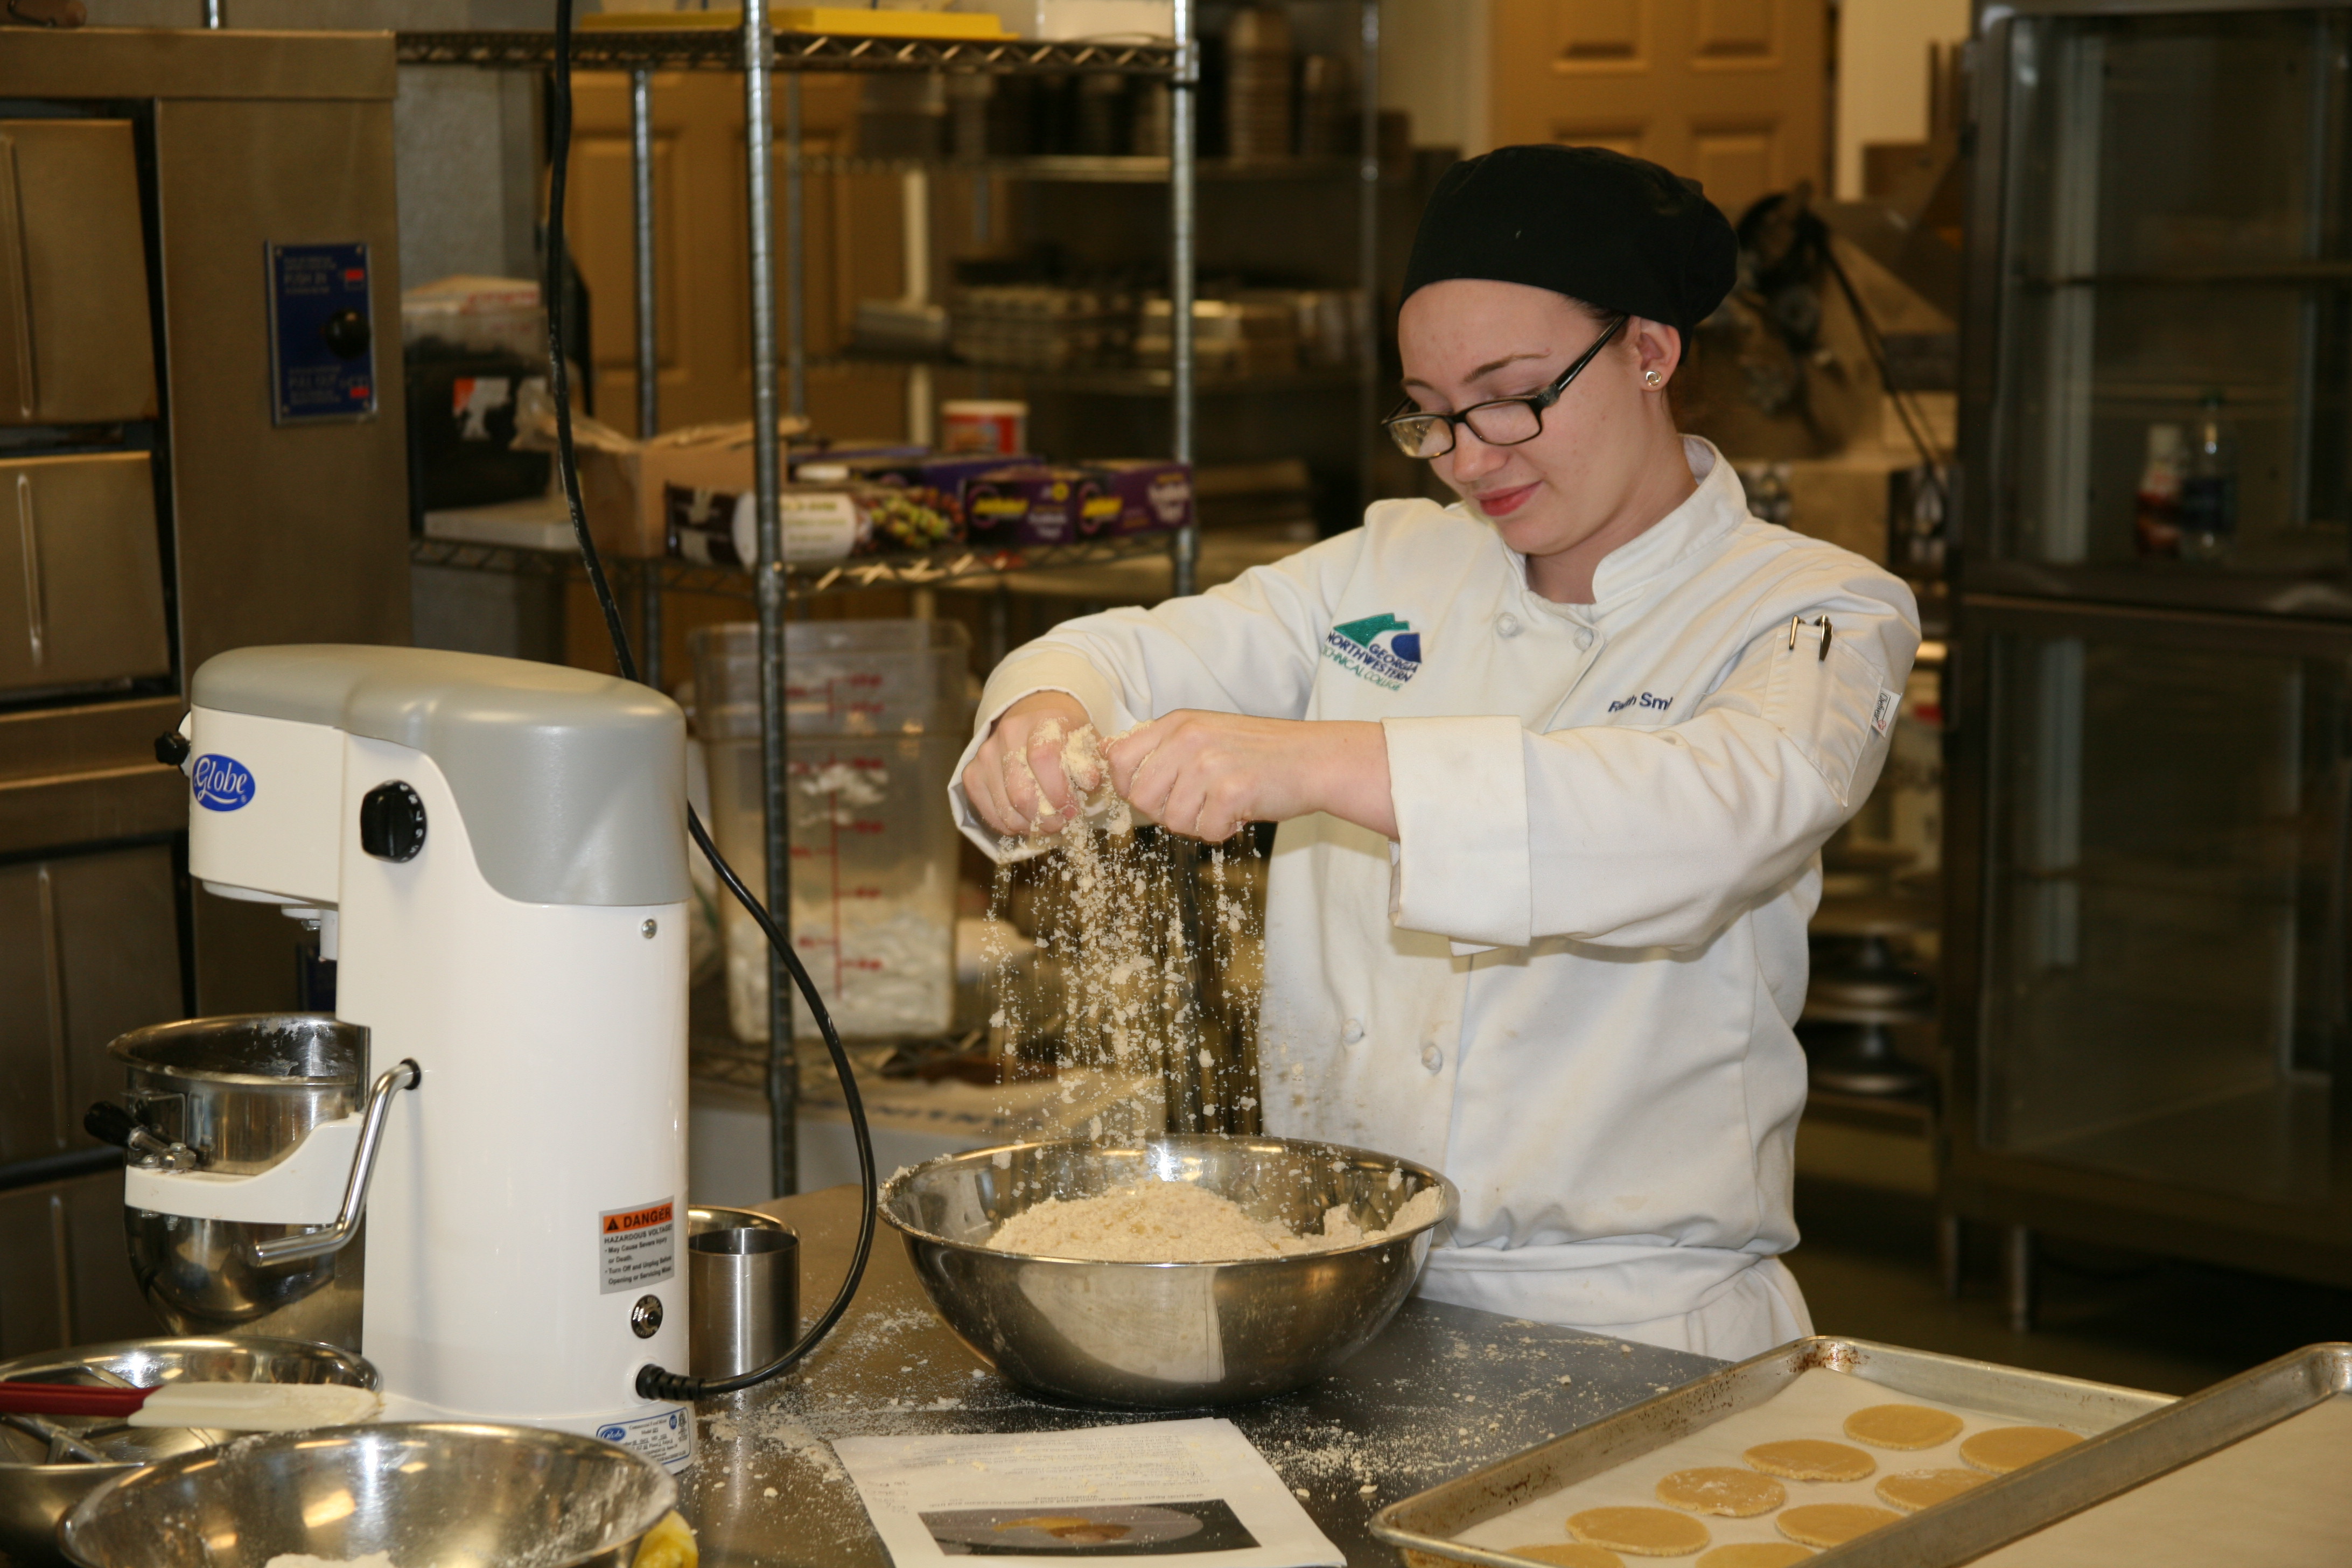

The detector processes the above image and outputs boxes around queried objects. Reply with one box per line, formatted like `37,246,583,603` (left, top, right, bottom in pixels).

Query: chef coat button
1420,1044,1444,1073
1573,628,1595,651
1496,613,1522,639
1342,1018,1365,1044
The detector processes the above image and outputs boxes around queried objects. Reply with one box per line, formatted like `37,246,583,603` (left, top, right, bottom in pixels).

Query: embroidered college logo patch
1322,612,1423,689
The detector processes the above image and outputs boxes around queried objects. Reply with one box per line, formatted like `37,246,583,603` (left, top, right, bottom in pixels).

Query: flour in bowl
983,1180,1446,1262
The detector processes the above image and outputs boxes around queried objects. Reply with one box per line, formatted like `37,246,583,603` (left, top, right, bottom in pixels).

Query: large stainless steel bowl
114,1013,370,1351
881,1135,1458,1409
58,1423,676,1568
0,1336,376,1568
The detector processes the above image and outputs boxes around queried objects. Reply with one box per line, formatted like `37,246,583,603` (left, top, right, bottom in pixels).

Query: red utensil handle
0,1381,151,1417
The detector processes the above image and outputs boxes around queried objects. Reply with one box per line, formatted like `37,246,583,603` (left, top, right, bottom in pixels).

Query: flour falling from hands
976,723,1447,1260
984,720,1243,1120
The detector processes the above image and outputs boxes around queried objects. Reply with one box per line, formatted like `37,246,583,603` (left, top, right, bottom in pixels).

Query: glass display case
1966,3,2352,613
1950,1,2352,1291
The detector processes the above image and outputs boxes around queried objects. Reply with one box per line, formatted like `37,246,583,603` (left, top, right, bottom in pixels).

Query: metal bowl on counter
58,1422,676,1568
881,1135,1458,1409
0,1336,376,1568
112,1013,370,1351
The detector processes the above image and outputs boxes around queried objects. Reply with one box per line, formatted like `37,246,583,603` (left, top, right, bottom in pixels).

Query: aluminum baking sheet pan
1907,1342,2352,1566
1370,1336,2173,1567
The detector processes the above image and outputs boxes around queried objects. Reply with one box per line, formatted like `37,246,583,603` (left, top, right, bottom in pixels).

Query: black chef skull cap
1400,144,1738,335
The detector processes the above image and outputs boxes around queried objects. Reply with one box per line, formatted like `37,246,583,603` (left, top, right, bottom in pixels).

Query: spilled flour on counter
984,1179,1448,1262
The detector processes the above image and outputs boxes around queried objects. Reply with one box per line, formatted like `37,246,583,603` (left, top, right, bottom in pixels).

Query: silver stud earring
1643,369,1664,389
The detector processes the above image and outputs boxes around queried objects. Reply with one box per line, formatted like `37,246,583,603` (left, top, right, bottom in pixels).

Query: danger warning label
599,1198,676,1295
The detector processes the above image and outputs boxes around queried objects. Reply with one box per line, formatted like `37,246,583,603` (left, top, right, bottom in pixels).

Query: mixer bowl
0,1336,375,1568
58,1423,675,1568
881,1135,1458,1409
112,1014,369,1350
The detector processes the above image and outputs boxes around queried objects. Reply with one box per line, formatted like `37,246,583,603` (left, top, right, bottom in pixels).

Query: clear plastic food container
691,620,971,1042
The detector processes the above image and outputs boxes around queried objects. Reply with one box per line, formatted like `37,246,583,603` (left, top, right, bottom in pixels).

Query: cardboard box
961,461,1193,546
961,466,1111,547
1094,459,1193,535
569,417,806,558
963,1,1170,41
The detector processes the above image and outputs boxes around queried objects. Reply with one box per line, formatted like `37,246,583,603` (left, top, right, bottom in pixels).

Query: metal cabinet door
52,844,184,1130
0,1183,68,1358
0,860,54,1167
0,845,181,1169
0,451,171,695
0,120,158,426
0,1172,155,1358
64,1167,155,1345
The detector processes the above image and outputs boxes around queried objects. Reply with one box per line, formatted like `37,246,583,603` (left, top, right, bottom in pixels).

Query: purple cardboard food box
1093,459,1193,534
960,460,1192,545
962,465,1116,546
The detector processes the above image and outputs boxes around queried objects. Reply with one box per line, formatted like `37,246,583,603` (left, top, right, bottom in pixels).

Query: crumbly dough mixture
983,1179,1446,1263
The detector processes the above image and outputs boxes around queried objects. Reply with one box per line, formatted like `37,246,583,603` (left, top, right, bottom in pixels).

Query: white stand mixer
129,644,696,1469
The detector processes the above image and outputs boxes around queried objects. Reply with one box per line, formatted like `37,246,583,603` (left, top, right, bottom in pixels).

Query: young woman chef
953,145,1920,1360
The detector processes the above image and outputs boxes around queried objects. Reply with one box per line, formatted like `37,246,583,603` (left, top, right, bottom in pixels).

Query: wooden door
561,70,908,441
1490,0,1828,228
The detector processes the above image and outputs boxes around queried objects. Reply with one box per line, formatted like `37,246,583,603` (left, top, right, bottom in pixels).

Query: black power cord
540,0,877,1404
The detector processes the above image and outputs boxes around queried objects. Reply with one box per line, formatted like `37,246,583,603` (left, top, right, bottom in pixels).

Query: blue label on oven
191,754,255,812
269,242,377,424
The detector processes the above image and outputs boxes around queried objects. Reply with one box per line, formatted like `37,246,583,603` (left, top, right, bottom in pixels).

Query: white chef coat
949,437,1920,1360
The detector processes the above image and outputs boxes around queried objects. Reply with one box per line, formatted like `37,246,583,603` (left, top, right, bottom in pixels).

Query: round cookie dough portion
1877,1467,1989,1513
1777,1504,1901,1547
1567,1506,1712,1557
1958,1425,2080,1474
1843,1403,1965,1450
1655,1467,1787,1518
1507,1545,1627,1566
1743,1439,1876,1482
1696,1546,1815,1567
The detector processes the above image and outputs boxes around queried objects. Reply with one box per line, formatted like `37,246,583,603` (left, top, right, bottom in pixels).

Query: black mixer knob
359,781,427,863
322,309,372,360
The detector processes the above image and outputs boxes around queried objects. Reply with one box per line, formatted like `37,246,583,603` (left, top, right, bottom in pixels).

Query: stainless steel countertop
677,1185,1720,1566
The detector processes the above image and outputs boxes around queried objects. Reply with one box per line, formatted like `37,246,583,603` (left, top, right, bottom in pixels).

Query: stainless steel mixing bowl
113,1013,370,1351
58,1423,676,1568
881,1135,1458,1408
0,1336,375,1568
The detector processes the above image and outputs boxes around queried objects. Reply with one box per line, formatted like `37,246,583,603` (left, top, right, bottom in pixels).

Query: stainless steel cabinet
0,844,183,1169
1951,606,2346,1220
1964,4,2352,617
1950,1,2352,1290
0,119,158,427
0,1172,157,1359
0,452,172,698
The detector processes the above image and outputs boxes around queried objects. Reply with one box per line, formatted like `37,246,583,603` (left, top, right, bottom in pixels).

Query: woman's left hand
1102,713,1396,843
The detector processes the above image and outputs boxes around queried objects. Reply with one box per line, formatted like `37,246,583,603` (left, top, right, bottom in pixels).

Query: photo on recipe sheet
919,1500,1260,1556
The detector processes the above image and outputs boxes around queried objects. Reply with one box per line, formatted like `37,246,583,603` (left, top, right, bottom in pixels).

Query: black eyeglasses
1382,314,1629,459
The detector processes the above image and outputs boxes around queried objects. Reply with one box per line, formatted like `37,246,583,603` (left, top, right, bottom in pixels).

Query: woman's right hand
962,691,1097,837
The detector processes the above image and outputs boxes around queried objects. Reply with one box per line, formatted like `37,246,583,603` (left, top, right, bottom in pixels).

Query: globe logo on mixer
191,753,256,812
